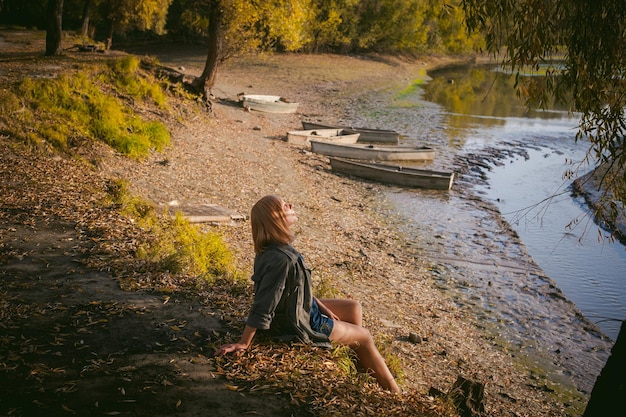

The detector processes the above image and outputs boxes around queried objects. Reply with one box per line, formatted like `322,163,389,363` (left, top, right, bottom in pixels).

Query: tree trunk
192,1,223,101
583,320,626,417
105,20,115,50
80,0,93,38
45,0,64,56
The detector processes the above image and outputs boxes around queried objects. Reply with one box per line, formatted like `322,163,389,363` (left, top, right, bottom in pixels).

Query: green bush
107,179,239,283
171,213,237,279
136,211,240,283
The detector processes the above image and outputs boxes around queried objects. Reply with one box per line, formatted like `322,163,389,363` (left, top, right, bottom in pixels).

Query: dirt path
0,30,611,417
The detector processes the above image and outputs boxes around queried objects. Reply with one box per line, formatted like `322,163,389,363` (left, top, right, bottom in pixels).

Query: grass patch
332,345,359,377
375,334,405,382
314,272,342,299
395,70,428,100
2,56,171,158
103,56,169,108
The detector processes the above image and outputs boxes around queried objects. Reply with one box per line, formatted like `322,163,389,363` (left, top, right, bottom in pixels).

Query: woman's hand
315,298,340,321
214,342,248,356
214,325,257,356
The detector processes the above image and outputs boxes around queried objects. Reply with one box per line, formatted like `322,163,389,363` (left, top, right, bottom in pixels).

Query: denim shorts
310,299,334,337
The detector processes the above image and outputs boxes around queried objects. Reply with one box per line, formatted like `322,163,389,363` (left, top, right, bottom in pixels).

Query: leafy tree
306,0,359,53
176,0,252,101
429,1,481,53
461,0,626,236
303,0,482,54
181,0,315,101
355,0,428,52
256,0,315,51
97,0,172,49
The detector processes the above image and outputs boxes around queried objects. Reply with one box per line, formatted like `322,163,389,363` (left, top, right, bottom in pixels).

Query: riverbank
574,163,626,243
0,29,613,416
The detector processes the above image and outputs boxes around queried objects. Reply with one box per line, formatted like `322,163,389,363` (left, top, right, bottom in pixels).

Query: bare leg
329,320,401,393
318,298,362,325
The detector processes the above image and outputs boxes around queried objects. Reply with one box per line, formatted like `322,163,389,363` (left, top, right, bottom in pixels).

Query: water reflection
423,65,571,122
420,64,625,340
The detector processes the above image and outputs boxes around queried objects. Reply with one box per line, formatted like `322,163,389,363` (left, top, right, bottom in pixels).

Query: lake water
342,64,626,342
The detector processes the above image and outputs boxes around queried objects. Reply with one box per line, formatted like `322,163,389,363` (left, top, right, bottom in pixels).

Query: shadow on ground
0,220,300,417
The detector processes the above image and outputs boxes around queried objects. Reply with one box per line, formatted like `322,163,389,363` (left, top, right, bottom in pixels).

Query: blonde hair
251,195,294,254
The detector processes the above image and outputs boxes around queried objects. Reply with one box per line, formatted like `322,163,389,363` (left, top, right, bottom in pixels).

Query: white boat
302,121,399,144
329,157,454,191
310,140,435,161
240,94,299,113
286,129,360,147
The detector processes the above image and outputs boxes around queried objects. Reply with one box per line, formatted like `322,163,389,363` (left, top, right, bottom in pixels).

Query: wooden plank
165,202,245,223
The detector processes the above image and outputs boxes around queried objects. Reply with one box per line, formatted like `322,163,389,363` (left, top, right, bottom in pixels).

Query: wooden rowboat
310,140,435,161
329,157,454,190
286,129,360,147
302,121,399,144
240,94,299,113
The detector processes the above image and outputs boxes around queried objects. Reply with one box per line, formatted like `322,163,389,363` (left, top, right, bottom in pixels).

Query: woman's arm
246,254,290,329
214,325,257,356
216,250,290,356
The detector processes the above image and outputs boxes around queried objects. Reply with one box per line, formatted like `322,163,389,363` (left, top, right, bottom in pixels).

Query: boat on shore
310,140,435,161
302,121,399,144
240,94,299,113
329,157,454,190
286,129,360,147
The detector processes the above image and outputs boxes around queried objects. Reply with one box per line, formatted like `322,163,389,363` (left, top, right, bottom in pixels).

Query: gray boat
329,157,454,191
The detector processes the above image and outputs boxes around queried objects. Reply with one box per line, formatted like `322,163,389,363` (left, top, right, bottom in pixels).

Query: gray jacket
246,243,330,346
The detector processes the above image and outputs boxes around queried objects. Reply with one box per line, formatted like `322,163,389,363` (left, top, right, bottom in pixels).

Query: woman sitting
215,195,401,393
